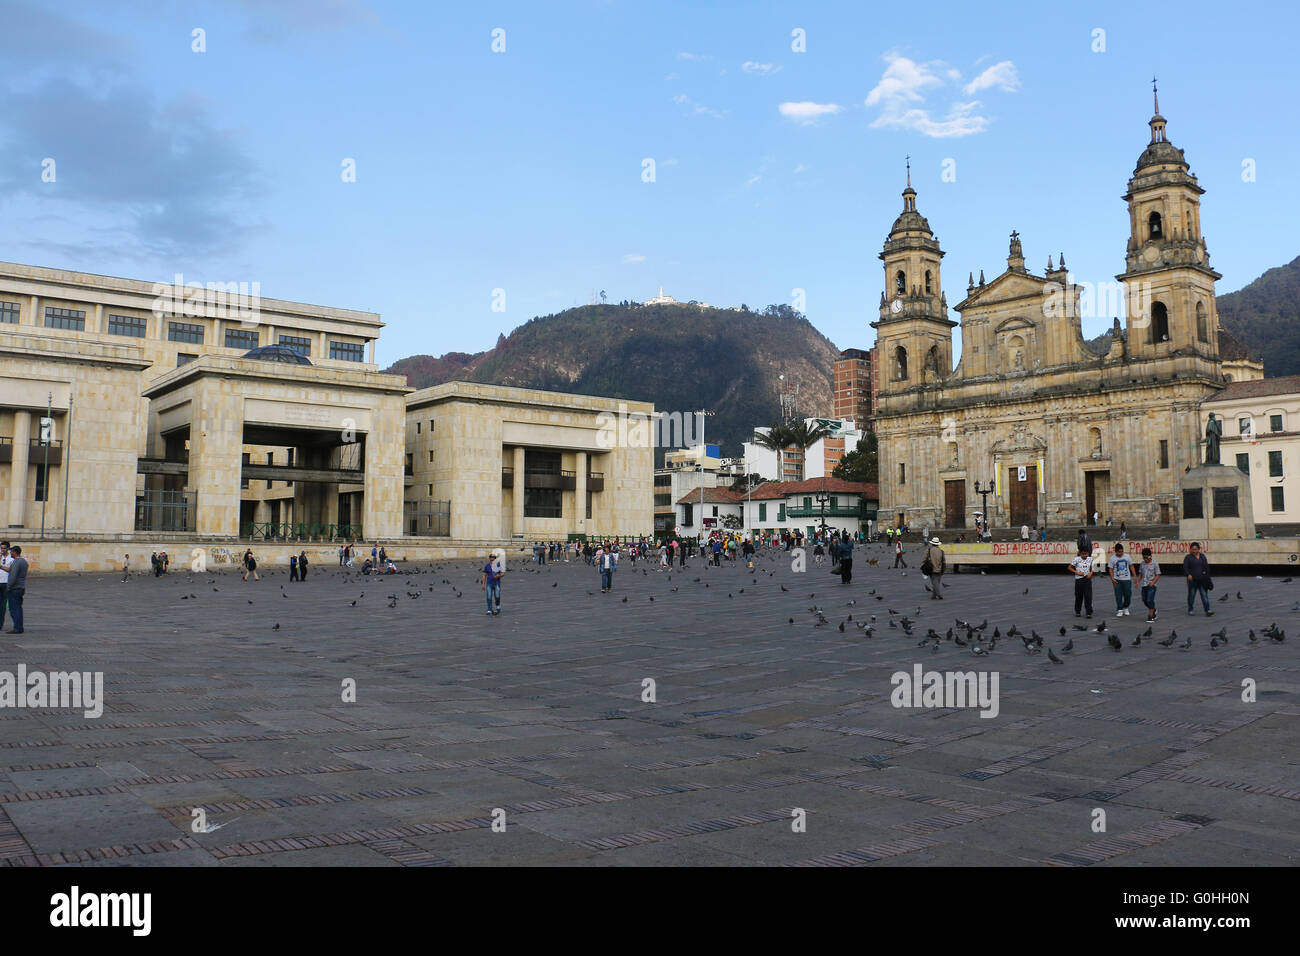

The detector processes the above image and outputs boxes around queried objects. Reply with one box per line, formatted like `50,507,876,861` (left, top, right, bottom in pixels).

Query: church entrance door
1009,465,1038,528
944,480,966,528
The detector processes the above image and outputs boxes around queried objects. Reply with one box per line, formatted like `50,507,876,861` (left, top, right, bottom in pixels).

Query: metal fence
242,522,363,541
135,490,196,532
403,500,450,537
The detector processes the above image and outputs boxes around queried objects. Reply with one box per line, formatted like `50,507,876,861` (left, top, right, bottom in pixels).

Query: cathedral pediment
990,425,1048,455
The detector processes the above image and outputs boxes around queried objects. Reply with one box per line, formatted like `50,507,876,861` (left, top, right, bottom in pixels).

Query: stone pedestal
1179,464,1254,541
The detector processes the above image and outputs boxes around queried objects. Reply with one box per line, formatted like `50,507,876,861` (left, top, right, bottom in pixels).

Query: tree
833,432,878,483
786,419,833,480
751,423,794,481
729,472,766,493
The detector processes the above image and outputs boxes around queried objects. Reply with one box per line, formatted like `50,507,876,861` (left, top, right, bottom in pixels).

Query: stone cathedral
871,94,1261,531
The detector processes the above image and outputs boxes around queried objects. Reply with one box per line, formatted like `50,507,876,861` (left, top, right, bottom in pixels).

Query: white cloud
744,175,762,187
742,61,782,75
864,51,1015,138
664,72,679,81
963,60,1020,95
793,163,808,174
622,253,646,264
778,101,843,124
673,93,725,118
677,51,709,61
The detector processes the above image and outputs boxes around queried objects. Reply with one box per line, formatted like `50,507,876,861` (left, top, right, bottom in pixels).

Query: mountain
1217,255,1300,374
384,303,842,455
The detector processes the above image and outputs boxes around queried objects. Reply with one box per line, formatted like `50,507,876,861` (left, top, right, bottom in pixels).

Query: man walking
481,552,502,615
5,546,27,634
892,535,907,568
1070,545,1094,617
298,551,309,582
923,536,945,599
1183,542,1213,615
599,544,618,593
1138,547,1160,622
1108,542,1133,616
121,553,130,583
289,553,299,582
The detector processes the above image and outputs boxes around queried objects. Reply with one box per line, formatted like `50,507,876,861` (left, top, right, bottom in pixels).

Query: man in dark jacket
836,536,854,584
6,546,27,634
1182,542,1213,615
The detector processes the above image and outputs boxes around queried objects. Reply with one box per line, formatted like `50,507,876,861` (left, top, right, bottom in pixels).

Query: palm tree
786,419,833,480
752,422,794,481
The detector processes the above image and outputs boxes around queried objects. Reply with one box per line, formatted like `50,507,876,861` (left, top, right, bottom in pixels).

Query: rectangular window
586,490,593,520
177,353,197,366
1236,453,1250,475
287,448,293,487
107,313,147,337
1269,450,1283,477
778,504,786,522
416,422,421,434
1239,417,1253,438
0,301,20,323
803,497,812,510
1271,414,1284,433
524,487,562,518
1159,439,1169,469
1271,486,1285,512
168,321,204,344
711,505,718,517
34,463,48,502
44,306,86,331
226,327,259,350
241,452,250,489
683,503,693,526
266,452,274,490
428,450,434,463
278,333,311,356
758,503,767,522
428,484,433,497
329,341,365,362
899,462,906,485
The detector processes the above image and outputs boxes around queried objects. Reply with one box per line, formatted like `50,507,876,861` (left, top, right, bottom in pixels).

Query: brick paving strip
791,834,949,867
574,807,797,851
1045,816,1214,866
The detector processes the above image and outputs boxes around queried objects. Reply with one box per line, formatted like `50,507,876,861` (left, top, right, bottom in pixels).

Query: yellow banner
1037,457,1045,493
995,462,1002,496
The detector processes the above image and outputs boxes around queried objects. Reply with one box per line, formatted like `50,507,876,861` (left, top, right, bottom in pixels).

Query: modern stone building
0,262,653,548
871,94,1261,531
403,383,654,541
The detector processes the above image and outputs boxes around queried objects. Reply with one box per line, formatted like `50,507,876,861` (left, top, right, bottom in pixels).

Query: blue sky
1,0,1295,365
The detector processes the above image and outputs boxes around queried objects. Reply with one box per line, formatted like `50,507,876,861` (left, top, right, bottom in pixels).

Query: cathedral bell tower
1118,81,1221,360
870,162,956,395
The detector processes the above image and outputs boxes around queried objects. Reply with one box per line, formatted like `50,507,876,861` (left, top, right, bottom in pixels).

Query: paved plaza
0,544,1296,867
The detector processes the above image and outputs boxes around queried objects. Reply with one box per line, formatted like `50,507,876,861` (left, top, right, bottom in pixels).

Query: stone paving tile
0,554,1295,865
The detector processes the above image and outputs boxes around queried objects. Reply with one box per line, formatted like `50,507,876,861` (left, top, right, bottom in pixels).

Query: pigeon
1218,592,1230,602
1141,626,1152,637
1107,634,1122,651
1130,634,1141,647
1210,627,1227,641
955,632,968,646
1210,636,1222,649
1063,637,1074,652
971,643,987,656
1180,634,1193,649
1059,626,1067,636
1271,630,1286,643
838,622,845,632
1236,591,1243,600
788,618,794,624
1248,629,1257,642
272,623,280,630
622,597,628,603
1095,621,1108,633
1158,631,1177,647
1047,647,1063,664
1283,577,1293,583
1023,588,1029,595
1072,624,1088,631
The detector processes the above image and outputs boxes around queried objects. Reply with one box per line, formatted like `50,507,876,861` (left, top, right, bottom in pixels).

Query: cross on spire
905,155,911,188
1152,73,1159,113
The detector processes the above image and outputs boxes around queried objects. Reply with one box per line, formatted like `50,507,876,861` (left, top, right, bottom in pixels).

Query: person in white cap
922,536,946,599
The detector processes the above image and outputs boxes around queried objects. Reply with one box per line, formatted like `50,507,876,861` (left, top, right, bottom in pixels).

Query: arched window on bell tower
895,345,908,380
924,270,932,295
895,270,906,296
1196,301,1208,342
1150,302,1170,343
1148,211,1163,240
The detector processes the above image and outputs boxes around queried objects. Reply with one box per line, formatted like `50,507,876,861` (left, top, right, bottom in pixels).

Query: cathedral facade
872,96,1257,531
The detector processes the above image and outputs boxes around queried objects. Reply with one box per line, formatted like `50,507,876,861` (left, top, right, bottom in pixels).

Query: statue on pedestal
1204,413,1222,466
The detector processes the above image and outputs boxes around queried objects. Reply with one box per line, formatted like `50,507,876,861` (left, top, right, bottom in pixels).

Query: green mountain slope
1217,255,1300,374
384,303,842,455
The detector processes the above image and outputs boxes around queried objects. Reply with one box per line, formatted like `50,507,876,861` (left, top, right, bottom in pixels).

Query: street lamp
695,409,715,553
973,479,995,538
816,488,829,538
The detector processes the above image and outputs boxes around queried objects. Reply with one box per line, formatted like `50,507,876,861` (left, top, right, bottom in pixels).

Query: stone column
8,411,31,527
189,382,245,537
368,339,377,365
574,451,587,537
512,445,525,537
